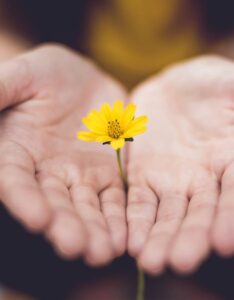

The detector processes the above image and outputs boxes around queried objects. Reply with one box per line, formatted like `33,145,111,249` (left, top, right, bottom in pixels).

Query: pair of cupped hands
1,44,234,275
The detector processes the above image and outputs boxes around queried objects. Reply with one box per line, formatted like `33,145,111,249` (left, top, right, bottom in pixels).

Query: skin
0,44,127,265
0,24,234,274
127,55,234,274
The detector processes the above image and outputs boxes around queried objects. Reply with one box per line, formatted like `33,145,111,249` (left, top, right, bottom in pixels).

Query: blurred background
1,0,234,299
2,0,234,87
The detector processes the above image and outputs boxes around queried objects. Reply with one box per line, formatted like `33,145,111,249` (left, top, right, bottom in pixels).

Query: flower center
107,119,123,139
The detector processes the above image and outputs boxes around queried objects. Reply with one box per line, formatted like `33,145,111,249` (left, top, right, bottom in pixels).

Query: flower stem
116,149,128,190
115,148,145,300
137,265,145,300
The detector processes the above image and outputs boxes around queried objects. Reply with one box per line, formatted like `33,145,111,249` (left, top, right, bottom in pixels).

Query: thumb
0,57,34,110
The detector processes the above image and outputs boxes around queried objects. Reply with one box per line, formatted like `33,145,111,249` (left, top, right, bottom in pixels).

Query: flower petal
110,138,125,150
77,131,97,141
122,103,136,130
112,100,124,119
96,135,113,142
89,110,107,126
131,115,148,126
122,115,148,137
122,126,147,138
101,103,113,122
83,117,107,135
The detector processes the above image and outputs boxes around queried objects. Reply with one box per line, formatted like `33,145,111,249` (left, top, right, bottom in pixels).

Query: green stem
137,266,145,300
115,148,145,300
116,149,128,190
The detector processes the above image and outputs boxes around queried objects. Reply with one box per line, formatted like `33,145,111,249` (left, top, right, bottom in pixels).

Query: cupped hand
127,55,234,274
0,44,127,265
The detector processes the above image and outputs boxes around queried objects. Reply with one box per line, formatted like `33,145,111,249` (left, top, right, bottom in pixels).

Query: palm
127,56,234,273
0,45,127,264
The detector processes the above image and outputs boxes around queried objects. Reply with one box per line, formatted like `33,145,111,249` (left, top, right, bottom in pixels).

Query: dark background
5,0,234,49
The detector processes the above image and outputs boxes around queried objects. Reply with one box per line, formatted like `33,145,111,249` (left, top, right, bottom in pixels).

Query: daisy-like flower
77,99,147,300
77,100,148,150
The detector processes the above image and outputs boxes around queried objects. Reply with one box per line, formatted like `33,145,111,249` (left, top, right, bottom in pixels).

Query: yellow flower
78,100,148,150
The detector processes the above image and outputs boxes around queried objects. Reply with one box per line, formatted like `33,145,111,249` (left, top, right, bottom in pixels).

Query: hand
0,44,127,265
127,55,234,274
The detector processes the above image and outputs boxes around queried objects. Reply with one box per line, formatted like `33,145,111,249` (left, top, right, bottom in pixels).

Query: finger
138,192,188,274
127,185,158,257
169,177,219,273
0,57,34,110
100,186,127,256
37,173,86,258
70,185,115,266
212,163,234,256
0,146,50,231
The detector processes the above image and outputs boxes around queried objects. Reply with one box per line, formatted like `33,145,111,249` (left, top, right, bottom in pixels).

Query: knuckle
105,214,124,225
129,186,157,204
128,217,153,229
182,224,209,235
189,201,216,213
12,57,32,89
157,211,184,224
150,229,171,240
